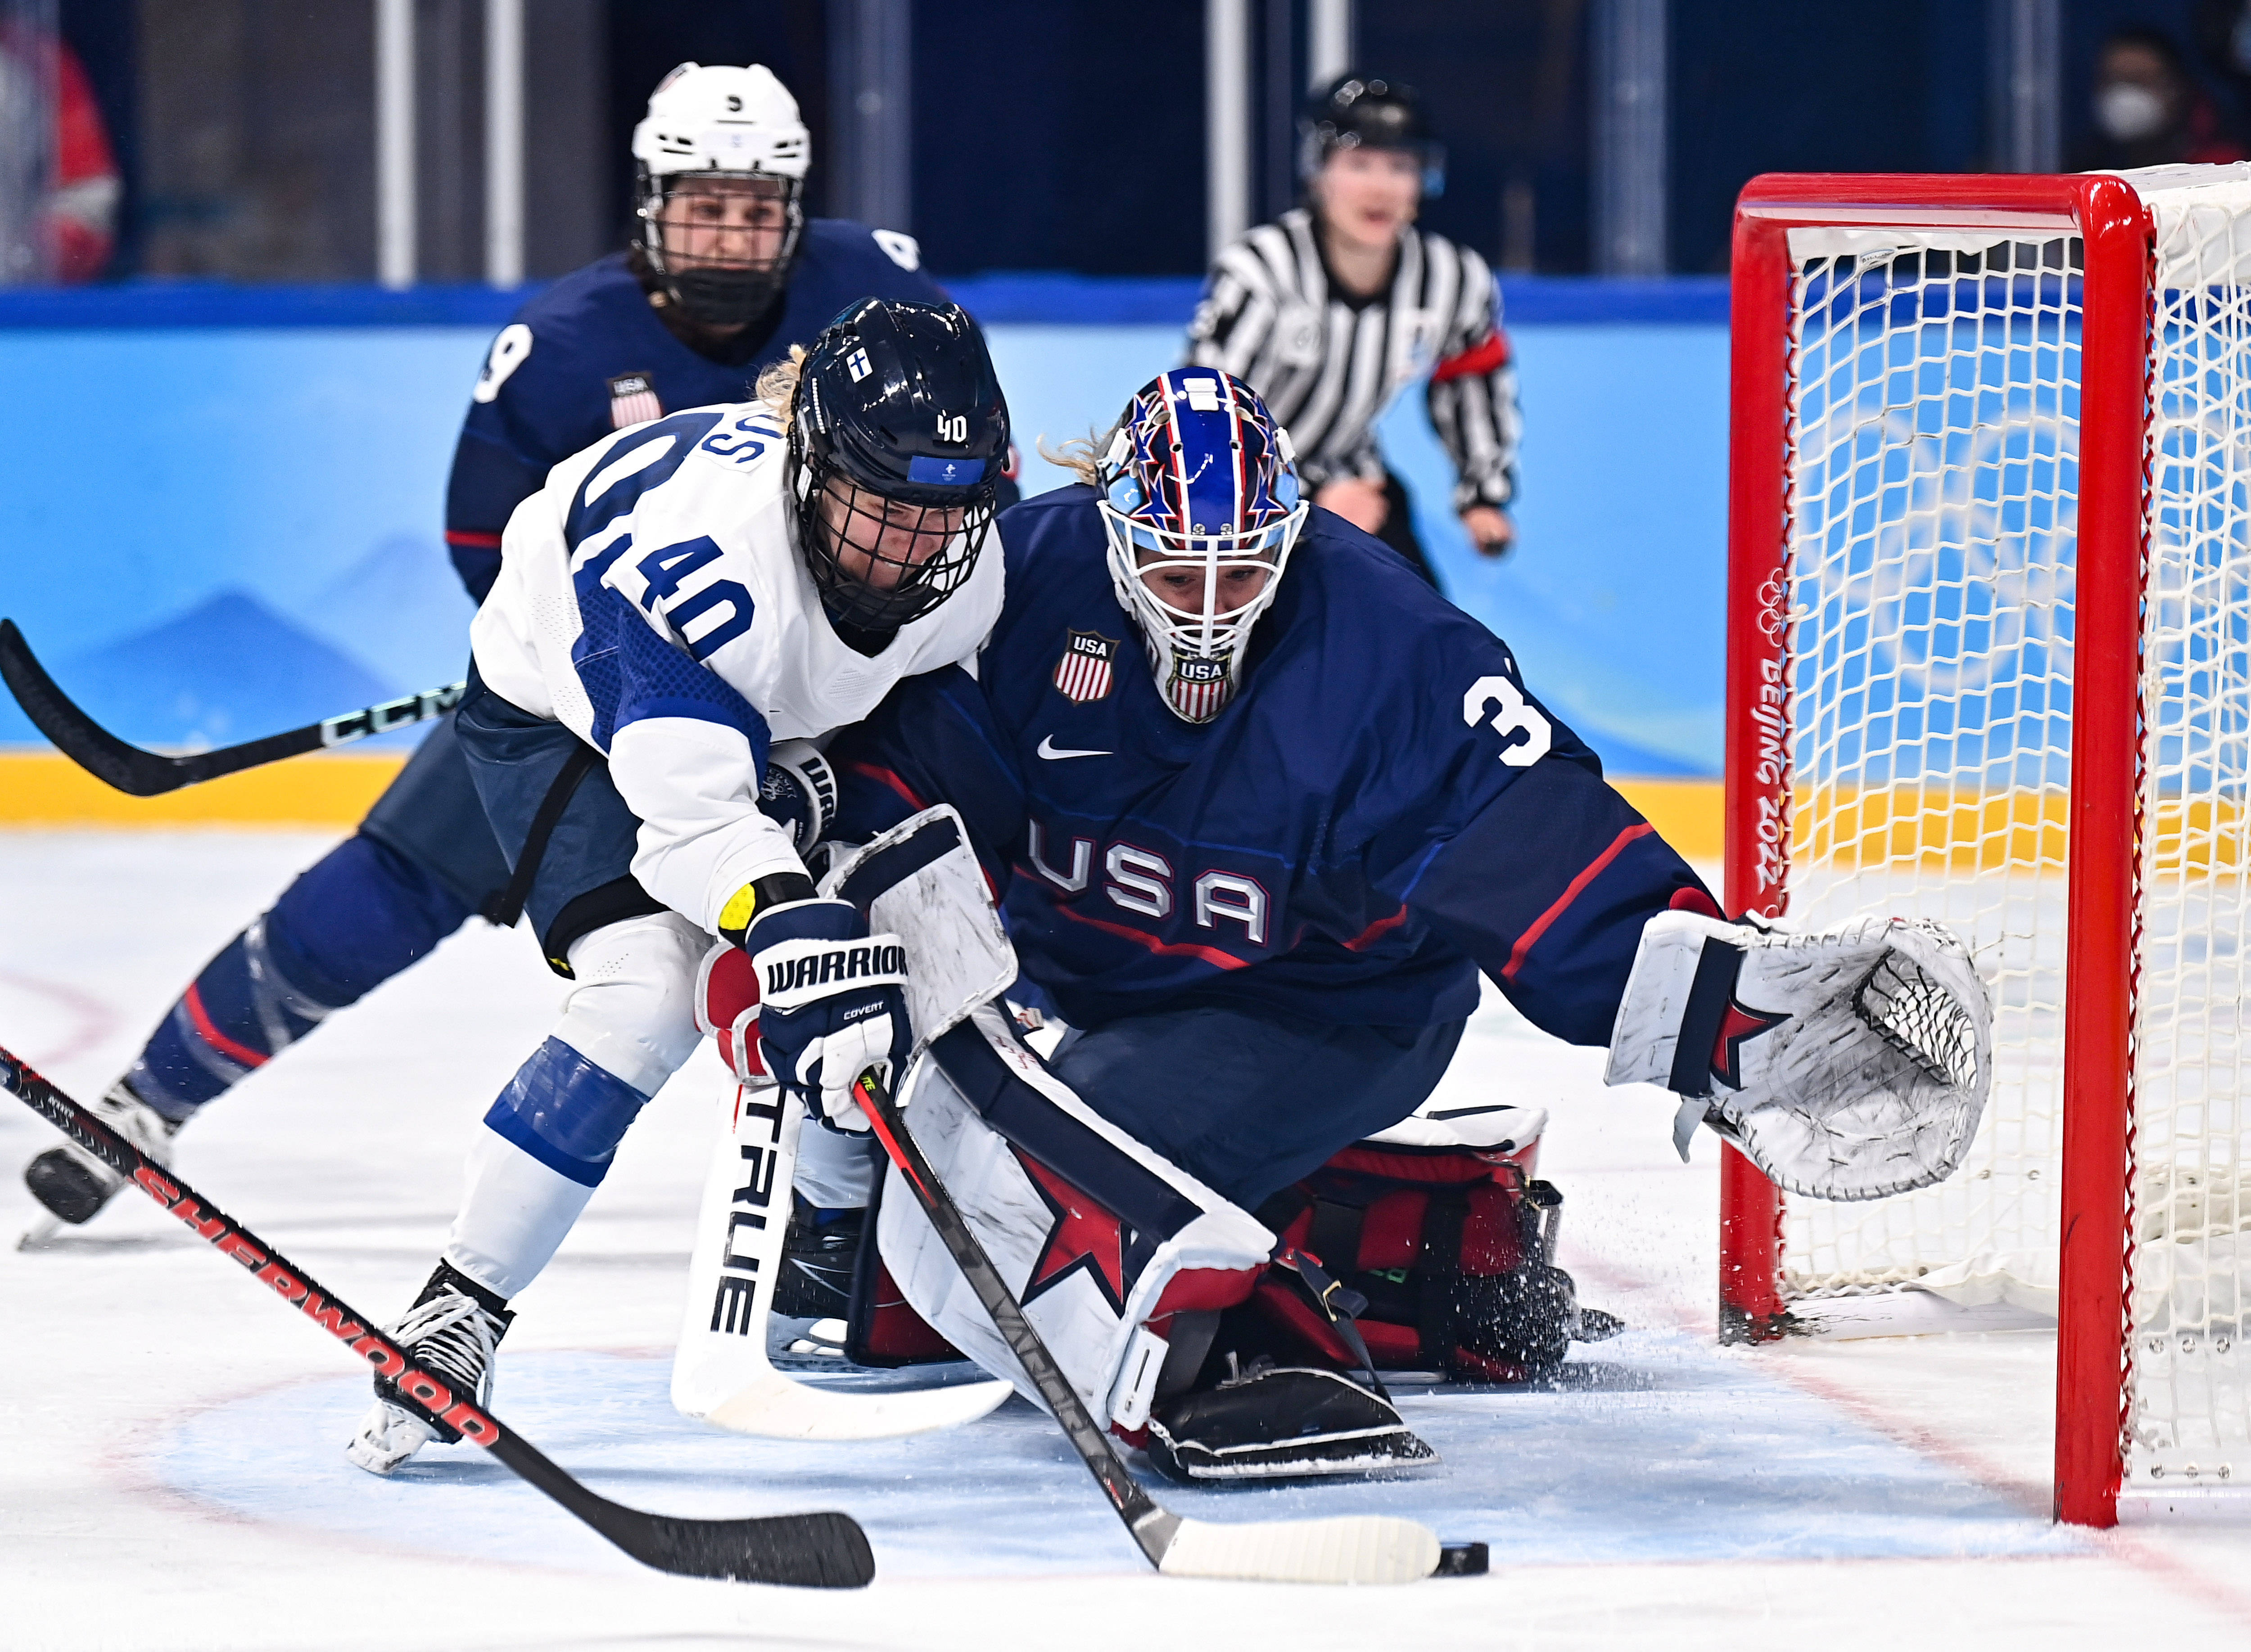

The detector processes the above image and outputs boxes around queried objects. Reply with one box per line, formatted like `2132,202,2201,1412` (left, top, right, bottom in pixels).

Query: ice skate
22,1079,181,1228
772,1193,862,1320
346,1262,514,1476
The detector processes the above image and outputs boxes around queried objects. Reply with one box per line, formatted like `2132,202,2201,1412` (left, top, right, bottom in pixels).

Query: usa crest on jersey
608,372,663,429
1163,652,1230,722
1052,630,1117,703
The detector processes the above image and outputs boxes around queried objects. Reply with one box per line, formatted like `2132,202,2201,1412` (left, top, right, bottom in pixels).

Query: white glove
1606,911,1991,1202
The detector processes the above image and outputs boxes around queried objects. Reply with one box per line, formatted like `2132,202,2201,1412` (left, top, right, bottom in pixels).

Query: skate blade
16,1214,67,1251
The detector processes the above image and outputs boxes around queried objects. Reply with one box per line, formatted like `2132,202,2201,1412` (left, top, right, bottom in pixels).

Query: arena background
0,0,2217,837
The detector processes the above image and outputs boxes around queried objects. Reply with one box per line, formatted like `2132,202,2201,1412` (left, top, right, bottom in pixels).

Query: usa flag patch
608,372,663,429
1052,630,1118,704
1165,654,1230,722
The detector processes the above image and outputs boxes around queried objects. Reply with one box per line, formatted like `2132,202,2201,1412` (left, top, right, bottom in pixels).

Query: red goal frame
1721,173,2154,1528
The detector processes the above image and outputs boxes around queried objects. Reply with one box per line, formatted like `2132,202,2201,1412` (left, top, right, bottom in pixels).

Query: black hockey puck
1434,1541,1489,1576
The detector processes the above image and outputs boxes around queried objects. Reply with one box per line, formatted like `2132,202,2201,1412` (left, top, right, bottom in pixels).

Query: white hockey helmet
631,63,810,329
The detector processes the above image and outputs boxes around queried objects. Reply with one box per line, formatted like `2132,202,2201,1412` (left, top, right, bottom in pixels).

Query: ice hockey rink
0,829,2246,1651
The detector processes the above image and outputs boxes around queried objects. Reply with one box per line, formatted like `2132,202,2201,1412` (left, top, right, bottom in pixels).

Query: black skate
1145,1360,1437,1484
23,1079,181,1225
772,1194,863,1319
346,1261,514,1476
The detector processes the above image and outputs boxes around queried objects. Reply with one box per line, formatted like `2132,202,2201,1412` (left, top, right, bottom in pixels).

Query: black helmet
788,298,1010,633
1299,74,1446,197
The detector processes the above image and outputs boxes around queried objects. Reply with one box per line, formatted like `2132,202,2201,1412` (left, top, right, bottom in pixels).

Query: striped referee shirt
1186,208,1521,515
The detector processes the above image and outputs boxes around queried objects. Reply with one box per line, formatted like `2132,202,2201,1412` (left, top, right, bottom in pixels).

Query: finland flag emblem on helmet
1097,370,1306,723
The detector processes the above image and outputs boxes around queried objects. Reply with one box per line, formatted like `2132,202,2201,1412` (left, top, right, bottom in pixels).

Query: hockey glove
693,941,767,1083
746,897,911,1134
1605,910,1991,1201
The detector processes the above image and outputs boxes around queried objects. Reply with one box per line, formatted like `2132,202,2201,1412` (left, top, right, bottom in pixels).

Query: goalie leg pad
874,1006,1276,1431
1605,911,1993,1202
1146,1364,1434,1483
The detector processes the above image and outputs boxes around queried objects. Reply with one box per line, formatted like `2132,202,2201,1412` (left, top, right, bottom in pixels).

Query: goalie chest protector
1248,1102,1565,1382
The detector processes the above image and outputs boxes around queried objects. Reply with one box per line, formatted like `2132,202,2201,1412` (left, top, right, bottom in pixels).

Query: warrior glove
745,896,911,1135
1605,910,1992,1202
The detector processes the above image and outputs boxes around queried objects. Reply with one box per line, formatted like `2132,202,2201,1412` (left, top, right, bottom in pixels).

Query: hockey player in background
345,297,1012,1475
759,369,1989,1479
1187,75,1520,582
19,62,957,1231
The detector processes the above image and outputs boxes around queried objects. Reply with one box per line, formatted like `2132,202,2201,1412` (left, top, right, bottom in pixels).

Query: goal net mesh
1771,170,2251,1490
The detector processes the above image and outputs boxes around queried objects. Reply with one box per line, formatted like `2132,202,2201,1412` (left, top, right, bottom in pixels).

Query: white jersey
471,400,1004,934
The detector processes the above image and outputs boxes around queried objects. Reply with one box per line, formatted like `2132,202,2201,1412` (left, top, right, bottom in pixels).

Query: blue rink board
150,1332,2079,1578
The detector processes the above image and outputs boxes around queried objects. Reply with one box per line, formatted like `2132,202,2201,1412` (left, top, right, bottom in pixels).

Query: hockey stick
672,1078,1011,1439
0,618,463,797
0,1045,874,1589
853,1067,1468,1585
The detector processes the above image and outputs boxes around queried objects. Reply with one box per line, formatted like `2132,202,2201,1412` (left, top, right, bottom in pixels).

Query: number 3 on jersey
633,536,754,663
1464,673,1550,766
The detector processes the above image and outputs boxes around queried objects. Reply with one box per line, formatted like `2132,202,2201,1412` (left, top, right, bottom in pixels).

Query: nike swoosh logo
1037,736,1111,760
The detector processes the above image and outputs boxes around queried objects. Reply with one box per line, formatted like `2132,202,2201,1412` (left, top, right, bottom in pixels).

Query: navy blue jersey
443,222,949,602
830,489,1715,1039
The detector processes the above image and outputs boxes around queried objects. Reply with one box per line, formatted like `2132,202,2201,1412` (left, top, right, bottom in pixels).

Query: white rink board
6,833,2251,1651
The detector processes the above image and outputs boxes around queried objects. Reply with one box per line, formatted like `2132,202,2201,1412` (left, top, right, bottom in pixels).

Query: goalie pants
1056,1003,1465,1208
808,1002,1466,1214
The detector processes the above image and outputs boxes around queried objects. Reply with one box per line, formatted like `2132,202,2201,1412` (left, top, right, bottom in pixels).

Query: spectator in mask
2072,27,2246,171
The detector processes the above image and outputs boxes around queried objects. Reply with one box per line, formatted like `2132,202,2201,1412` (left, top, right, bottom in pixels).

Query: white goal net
1764,167,2251,1494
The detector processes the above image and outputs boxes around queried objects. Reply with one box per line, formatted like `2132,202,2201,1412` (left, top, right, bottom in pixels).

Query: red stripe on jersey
184,983,269,1070
1342,904,1410,952
1053,899,1253,970
445,529,504,548
1500,822,1654,983
844,760,928,813
1431,329,1511,384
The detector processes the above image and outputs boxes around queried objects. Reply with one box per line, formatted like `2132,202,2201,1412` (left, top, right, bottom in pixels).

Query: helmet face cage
791,429,996,632
785,298,1009,634
1098,371,1306,724
636,166,806,329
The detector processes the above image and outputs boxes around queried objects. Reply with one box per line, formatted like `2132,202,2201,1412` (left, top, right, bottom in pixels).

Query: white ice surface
5,833,2251,1649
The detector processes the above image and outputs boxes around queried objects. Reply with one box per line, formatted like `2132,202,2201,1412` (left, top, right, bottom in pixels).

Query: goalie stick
672,1078,1012,1439
0,1044,875,1589
852,1068,1486,1585
0,618,463,797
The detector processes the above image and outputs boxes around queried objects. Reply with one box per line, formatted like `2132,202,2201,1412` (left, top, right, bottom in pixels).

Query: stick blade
1157,1514,1441,1585
606,1508,875,1588
701,1370,1013,1440
0,618,176,795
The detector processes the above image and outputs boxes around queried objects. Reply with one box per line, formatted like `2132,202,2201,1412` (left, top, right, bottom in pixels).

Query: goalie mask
789,298,1009,633
631,63,810,330
1098,370,1307,724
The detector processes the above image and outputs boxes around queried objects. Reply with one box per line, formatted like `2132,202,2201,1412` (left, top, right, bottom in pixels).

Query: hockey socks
130,833,472,1117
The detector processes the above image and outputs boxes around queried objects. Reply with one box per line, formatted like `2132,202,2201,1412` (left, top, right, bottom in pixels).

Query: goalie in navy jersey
18,62,981,1231
758,369,1990,1480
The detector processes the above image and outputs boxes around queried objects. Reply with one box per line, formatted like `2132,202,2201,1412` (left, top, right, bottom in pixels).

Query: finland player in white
348,297,1009,1475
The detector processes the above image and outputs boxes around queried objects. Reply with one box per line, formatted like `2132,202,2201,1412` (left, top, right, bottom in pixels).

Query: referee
1186,75,1519,582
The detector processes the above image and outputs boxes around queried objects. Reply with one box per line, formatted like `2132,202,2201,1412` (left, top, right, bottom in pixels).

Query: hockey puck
1434,1541,1489,1576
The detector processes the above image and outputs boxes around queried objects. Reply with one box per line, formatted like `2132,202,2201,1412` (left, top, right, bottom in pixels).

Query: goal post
1721,167,2251,1528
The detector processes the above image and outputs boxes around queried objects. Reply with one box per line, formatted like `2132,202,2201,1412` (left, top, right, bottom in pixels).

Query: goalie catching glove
1605,911,1991,1202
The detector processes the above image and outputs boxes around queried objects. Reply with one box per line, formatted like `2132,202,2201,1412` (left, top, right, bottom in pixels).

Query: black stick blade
0,618,175,794
616,1509,875,1588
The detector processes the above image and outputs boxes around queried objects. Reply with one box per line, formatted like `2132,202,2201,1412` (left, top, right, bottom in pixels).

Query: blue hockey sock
478,1036,655,1187
128,833,473,1119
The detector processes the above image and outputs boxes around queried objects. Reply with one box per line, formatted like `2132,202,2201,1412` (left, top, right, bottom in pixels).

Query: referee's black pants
1373,470,1437,587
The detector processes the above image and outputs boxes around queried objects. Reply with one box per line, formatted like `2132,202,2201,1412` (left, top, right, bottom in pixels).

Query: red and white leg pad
875,1004,1275,1435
